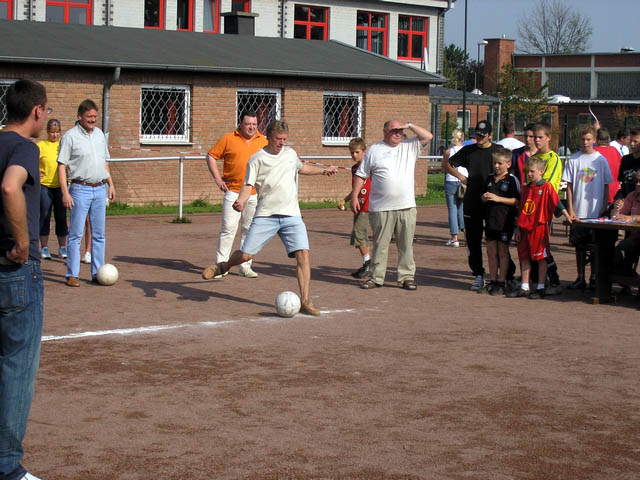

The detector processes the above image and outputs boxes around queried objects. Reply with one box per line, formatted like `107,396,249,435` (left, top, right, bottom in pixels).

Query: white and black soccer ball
274,291,301,318
96,263,119,286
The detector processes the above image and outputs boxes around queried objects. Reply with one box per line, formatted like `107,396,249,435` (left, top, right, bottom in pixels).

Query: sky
444,0,638,61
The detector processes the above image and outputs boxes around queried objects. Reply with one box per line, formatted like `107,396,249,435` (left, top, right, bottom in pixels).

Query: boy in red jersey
338,138,372,278
508,157,572,299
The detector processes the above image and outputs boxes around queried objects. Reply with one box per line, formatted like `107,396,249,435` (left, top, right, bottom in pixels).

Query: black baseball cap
474,120,492,136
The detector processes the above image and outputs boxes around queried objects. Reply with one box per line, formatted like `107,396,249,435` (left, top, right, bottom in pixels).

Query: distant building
483,38,640,147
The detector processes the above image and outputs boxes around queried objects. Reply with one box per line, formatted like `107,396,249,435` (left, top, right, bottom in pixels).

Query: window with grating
0,81,13,127
547,72,590,99
598,72,640,100
140,85,190,143
236,88,281,134
322,92,362,144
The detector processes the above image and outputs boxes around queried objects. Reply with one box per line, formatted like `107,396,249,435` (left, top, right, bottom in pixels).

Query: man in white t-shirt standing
351,120,432,291
496,120,525,151
202,120,337,316
610,129,630,157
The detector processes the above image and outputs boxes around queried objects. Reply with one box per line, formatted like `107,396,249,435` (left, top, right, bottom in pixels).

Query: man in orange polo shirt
205,111,267,278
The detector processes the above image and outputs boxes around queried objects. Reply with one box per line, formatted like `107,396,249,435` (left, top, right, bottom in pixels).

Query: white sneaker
470,275,484,291
22,473,42,480
82,252,91,264
445,239,460,247
239,266,258,278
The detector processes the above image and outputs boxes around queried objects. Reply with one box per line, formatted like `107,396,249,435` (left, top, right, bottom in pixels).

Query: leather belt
71,179,107,187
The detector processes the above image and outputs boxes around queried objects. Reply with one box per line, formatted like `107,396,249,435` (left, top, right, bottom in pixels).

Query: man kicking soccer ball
202,119,337,316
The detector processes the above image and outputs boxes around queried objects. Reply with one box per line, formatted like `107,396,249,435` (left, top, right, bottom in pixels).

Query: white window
236,88,281,134
140,84,190,143
322,91,362,144
456,109,470,131
0,80,15,127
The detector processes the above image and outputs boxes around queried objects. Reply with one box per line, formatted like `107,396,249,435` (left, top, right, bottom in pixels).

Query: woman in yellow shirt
38,119,68,259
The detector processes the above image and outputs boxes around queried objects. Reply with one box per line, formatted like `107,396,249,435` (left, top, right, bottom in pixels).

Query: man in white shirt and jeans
351,120,432,291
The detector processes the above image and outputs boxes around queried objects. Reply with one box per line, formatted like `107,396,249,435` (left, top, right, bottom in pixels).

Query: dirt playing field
24,205,640,479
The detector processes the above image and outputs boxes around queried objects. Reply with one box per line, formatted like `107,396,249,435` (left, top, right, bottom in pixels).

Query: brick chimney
483,38,515,94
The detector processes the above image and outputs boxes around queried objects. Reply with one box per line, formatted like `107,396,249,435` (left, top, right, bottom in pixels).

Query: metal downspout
280,0,285,38
102,67,121,141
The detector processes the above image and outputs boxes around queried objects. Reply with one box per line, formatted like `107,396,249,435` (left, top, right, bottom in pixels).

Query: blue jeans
444,181,465,235
0,260,43,480
67,183,107,279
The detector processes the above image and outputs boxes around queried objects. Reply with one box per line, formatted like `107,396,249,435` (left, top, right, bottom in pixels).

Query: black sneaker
506,288,529,298
489,282,505,296
567,277,586,290
528,288,545,299
351,260,371,279
477,281,493,294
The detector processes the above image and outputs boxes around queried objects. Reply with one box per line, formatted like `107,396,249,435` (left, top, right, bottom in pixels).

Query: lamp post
462,0,468,136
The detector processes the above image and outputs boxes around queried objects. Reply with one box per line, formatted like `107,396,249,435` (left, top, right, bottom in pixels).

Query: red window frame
144,0,165,30
356,11,388,56
0,0,13,20
397,15,428,61
46,0,92,24
203,0,220,33
176,0,193,31
293,4,329,41
231,0,250,12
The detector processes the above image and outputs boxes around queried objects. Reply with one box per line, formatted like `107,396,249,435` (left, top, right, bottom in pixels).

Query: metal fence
108,154,444,217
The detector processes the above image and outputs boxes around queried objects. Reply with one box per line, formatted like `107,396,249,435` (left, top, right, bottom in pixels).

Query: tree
496,64,551,125
516,0,592,54
442,44,469,90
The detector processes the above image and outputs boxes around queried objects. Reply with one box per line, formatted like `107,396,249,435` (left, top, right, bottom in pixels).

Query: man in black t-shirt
0,79,48,480
445,121,516,290
615,130,640,204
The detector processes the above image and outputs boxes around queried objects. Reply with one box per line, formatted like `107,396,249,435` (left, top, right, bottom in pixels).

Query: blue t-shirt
0,131,41,260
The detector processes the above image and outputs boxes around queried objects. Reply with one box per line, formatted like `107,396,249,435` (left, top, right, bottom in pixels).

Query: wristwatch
407,122,412,128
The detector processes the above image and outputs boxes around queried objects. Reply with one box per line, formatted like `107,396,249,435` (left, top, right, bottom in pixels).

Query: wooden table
577,219,640,304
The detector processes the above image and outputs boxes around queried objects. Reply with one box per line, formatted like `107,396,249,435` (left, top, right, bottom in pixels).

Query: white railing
108,154,445,217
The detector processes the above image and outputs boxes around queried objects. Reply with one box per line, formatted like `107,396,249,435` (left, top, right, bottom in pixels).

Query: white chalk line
41,308,356,343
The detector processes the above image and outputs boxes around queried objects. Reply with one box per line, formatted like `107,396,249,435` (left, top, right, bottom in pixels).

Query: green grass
417,172,445,205
105,174,446,217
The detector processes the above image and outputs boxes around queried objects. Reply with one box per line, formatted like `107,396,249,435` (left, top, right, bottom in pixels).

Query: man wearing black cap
444,120,514,291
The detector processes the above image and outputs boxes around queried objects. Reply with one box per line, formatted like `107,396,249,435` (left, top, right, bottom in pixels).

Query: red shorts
517,224,549,261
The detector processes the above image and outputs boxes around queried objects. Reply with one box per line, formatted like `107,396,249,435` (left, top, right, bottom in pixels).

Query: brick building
0,20,445,205
483,37,640,149
0,0,455,73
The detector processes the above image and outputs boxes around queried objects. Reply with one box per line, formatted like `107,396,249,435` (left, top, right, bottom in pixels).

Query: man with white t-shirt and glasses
351,120,432,291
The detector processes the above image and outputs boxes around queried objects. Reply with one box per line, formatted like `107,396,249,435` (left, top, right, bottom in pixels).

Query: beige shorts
350,211,370,247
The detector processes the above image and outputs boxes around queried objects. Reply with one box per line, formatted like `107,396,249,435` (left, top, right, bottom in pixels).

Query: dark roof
429,86,499,105
0,20,446,84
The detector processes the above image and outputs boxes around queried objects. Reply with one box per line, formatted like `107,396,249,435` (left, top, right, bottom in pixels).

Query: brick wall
1,64,430,205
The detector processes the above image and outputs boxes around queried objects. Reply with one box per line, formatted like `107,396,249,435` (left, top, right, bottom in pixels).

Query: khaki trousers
369,207,417,284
